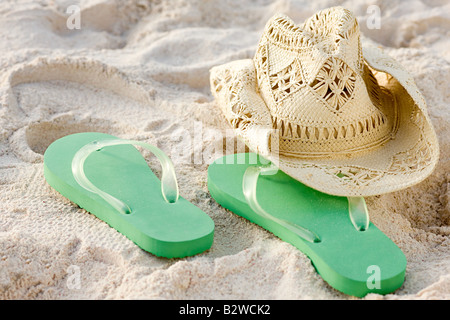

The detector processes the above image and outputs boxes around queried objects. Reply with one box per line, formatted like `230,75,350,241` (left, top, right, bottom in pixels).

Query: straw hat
210,7,439,197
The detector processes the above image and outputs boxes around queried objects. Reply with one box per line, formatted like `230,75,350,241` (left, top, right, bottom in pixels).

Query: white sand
0,0,449,300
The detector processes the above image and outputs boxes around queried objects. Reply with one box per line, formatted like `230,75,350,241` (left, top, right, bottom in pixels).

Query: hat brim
210,45,439,197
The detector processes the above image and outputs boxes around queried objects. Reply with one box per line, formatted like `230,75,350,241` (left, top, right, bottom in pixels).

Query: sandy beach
0,0,449,299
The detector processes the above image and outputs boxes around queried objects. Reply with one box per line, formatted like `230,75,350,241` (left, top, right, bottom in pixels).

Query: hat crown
254,7,395,157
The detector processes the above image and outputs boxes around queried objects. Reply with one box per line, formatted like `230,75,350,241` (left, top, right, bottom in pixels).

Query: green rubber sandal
208,153,406,297
44,132,214,258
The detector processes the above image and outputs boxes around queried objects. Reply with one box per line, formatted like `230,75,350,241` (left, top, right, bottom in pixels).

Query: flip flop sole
44,132,214,258
208,153,406,297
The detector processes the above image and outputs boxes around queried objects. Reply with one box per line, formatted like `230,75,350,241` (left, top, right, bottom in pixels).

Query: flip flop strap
72,139,179,214
243,165,370,243
243,164,321,243
348,196,370,231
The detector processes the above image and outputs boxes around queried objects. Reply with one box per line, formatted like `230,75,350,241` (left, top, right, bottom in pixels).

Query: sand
0,0,449,300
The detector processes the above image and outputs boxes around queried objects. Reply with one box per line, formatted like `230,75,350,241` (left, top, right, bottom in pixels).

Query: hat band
276,130,394,158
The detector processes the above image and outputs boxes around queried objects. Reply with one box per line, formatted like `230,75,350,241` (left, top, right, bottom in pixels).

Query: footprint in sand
3,56,163,163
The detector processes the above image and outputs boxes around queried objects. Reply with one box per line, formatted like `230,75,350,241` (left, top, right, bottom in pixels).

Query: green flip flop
208,153,406,297
44,132,214,258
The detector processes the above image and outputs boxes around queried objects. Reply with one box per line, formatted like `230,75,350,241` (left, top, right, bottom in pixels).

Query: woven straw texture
210,7,439,197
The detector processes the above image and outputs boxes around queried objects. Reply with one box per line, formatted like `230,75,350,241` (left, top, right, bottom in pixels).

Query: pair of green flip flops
44,132,406,297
